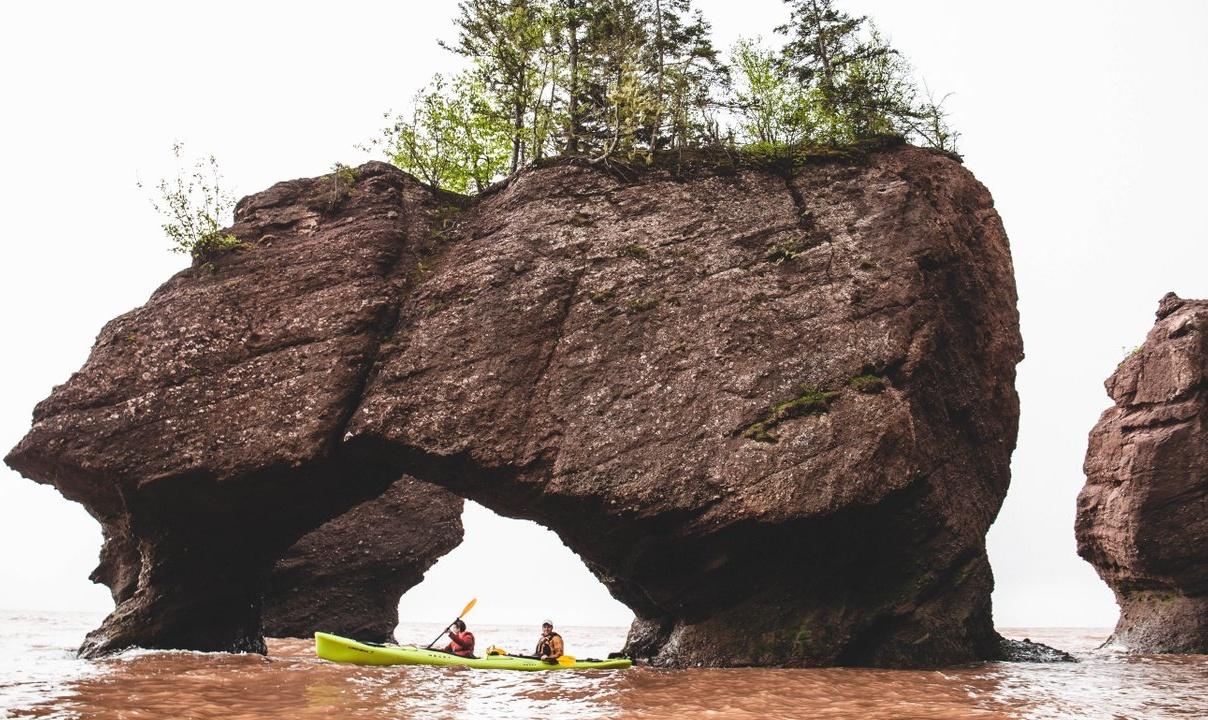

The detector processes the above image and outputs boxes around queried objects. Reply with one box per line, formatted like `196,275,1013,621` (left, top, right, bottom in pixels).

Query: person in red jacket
442,619,475,657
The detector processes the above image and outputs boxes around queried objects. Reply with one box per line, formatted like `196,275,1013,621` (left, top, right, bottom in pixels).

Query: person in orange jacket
442,619,475,657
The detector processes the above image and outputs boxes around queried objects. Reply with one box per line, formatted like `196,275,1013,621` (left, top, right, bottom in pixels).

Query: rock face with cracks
6,163,458,657
1078,293,1208,653
263,476,463,642
7,143,1023,667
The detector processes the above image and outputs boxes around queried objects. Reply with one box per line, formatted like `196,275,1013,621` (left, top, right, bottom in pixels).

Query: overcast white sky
1,1,1205,629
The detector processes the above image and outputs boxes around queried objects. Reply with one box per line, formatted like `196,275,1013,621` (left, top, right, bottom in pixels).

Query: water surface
2,613,1205,719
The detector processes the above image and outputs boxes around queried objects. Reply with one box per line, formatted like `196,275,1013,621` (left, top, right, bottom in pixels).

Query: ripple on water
2,617,1206,720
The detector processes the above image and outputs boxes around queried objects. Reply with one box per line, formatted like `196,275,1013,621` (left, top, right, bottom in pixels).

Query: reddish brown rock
86,474,464,644
1078,293,1208,653
344,144,1023,667
263,476,462,642
7,143,1024,666
5,162,460,657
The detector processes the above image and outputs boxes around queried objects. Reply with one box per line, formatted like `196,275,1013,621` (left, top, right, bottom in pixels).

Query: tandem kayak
314,632,633,671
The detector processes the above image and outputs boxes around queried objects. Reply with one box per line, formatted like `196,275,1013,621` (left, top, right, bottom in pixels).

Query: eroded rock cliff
87,475,462,644
263,476,462,642
1078,293,1208,653
6,162,458,656
7,143,1023,666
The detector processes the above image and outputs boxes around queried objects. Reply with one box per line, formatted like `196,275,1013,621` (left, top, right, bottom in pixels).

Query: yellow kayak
314,632,633,671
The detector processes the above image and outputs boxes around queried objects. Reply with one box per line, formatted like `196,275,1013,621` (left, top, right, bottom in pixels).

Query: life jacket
535,632,562,658
445,630,475,657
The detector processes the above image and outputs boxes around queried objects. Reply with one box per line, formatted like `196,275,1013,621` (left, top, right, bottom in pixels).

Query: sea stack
7,141,1025,666
1078,293,1208,653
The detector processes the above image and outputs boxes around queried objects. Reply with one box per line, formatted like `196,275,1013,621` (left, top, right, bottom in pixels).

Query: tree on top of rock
774,0,950,147
443,0,551,173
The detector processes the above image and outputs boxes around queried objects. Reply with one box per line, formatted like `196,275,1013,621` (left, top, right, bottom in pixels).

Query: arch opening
394,500,632,657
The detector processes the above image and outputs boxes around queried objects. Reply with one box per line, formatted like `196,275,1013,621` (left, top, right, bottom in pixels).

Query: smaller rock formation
264,476,462,641
1078,292,1208,653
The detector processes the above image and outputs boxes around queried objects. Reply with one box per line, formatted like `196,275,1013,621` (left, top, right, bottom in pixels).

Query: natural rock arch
7,143,1024,666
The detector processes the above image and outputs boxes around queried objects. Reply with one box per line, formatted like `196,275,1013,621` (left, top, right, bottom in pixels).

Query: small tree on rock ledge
142,142,241,261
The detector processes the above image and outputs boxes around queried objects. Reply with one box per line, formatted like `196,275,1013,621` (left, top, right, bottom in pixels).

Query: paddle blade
557,655,576,666
459,598,477,618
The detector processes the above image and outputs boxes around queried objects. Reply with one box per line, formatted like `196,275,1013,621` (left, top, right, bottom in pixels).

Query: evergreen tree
653,5,725,150
577,0,650,157
776,0,867,106
776,0,949,148
443,0,550,172
552,0,592,152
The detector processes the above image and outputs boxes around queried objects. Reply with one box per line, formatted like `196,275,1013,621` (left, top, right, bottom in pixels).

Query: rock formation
6,163,460,657
1078,292,1208,653
87,472,464,644
7,141,1025,667
263,475,462,642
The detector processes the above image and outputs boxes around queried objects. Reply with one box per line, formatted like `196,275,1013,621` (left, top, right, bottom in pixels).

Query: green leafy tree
729,37,814,148
378,73,512,194
777,0,868,124
142,143,240,260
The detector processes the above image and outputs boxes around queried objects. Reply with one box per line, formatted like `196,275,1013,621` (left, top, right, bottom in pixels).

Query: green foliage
765,238,807,264
333,162,358,186
743,384,839,443
774,1,957,151
848,373,886,393
444,0,557,172
730,37,814,147
376,73,512,194
326,162,359,209
373,0,960,192
627,295,660,313
620,242,650,259
1117,344,1143,367
142,143,241,260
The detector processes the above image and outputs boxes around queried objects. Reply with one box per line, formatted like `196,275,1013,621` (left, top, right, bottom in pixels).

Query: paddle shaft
425,598,477,649
425,622,458,649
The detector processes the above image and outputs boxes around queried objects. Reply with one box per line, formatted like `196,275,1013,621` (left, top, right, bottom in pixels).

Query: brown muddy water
2,612,1206,719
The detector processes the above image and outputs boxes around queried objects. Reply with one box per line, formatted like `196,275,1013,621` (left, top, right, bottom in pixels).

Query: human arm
448,631,474,653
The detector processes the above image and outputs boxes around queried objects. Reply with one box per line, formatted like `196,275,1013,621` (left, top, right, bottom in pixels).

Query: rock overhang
7,145,1024,666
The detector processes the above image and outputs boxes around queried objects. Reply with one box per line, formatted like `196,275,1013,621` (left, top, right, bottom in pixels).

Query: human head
453,619,466,632
542,620,553,635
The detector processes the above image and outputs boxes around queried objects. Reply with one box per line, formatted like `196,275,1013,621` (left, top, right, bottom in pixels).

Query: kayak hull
314,632,633,671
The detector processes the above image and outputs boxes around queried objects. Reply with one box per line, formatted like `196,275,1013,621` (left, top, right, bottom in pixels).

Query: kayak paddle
425,598,477,649
557,655,576,666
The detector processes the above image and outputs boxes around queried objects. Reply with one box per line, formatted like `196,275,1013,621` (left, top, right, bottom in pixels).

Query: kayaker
442,619,476,657
534,620,564,662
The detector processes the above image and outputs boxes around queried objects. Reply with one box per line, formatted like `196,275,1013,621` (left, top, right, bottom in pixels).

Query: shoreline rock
1077,292,1208,654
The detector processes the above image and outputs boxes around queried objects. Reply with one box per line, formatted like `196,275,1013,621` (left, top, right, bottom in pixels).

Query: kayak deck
314,632,633,671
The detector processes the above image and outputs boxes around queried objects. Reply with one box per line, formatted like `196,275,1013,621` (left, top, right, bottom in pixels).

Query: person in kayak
534,620,564,662
442,620,476,657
